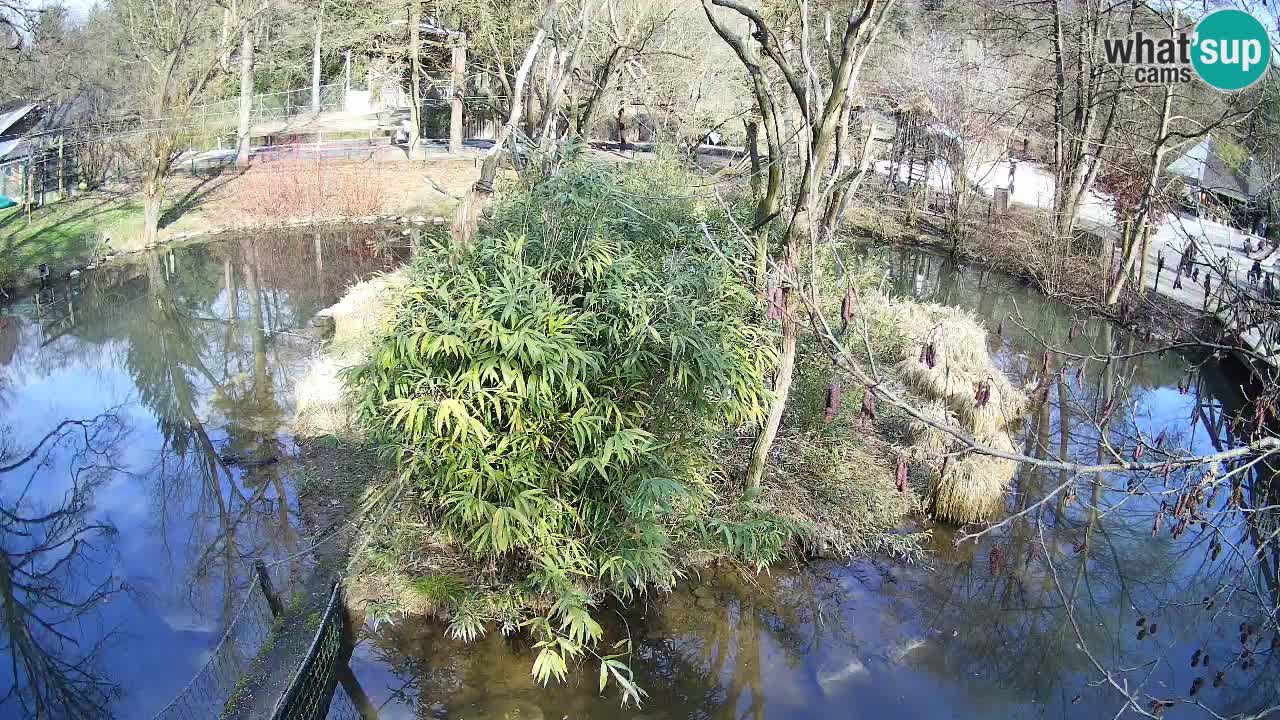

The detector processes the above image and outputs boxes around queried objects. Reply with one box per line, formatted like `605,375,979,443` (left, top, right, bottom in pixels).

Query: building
1166,135,1267,232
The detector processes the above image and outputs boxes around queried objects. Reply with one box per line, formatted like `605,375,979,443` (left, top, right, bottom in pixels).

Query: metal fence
150,579,279,720
185,84,349,134
270,582,353,720
0,146,78,206
148,564,368,720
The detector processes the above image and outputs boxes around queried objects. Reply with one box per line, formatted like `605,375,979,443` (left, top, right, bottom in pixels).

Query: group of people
1153,236,1277,303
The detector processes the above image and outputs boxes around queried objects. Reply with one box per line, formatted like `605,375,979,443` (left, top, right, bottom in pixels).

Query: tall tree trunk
1105,80,1174,305
142,172,165,247
408,0,423,158
451,2,555,246
236,24,255,168
311,5,323,114
449,39,467,153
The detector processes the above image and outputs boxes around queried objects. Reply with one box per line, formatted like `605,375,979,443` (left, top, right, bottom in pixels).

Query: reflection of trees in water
355,568,861,719
886,247,1280,717
0,413,129,719
115,229,408,617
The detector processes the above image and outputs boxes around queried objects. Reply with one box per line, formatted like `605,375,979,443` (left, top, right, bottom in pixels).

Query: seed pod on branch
860,386,876,419
896,459,907,493
974,379,991,408
988,544,1002,575
824,381,842,424
840,286,855,329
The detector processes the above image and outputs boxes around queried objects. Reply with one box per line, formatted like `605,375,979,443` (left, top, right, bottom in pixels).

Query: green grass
0,195,144,285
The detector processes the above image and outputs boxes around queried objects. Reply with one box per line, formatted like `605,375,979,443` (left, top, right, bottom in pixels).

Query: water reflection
0,411,127,718
353,247,1278,720
0,225,409,718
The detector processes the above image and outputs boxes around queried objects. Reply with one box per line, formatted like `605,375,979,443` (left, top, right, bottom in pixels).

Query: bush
232,159,384,224
350,161,777,699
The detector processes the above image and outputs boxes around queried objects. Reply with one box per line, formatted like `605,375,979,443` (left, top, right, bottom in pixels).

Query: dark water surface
347,247,1277,720
0,226,409,718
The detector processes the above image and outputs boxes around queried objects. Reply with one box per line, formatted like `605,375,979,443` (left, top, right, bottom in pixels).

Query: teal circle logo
1191,9,1271,91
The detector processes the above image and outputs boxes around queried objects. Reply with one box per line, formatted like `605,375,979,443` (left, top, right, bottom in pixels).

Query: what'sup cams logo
1104,8,1273,91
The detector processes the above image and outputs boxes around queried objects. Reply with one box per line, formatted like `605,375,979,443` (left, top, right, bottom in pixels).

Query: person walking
1155,251,1165,291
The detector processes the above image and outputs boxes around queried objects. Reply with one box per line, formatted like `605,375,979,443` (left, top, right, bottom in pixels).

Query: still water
2,237,1275,719
0,226,409,719
347,247,1277,720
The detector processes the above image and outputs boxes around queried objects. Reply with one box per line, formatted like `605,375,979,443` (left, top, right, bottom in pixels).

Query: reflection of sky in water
351,247,1276,720
0,231,408,718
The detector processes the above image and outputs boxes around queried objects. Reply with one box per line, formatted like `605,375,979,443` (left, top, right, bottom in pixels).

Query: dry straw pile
868,297,1028,524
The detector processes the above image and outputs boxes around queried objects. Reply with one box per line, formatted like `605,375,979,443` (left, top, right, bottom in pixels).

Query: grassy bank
0,157,478,289
0,194,143,285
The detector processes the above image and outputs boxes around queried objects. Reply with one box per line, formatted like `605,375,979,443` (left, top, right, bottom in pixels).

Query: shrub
232,159,384,224
350,161,776,700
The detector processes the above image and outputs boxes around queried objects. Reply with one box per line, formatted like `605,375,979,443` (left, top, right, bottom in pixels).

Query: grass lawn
0,193,144,284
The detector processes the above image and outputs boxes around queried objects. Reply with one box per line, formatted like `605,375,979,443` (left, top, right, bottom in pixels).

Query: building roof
1166,135,1263,202
0,103,38,137
0,103,40,161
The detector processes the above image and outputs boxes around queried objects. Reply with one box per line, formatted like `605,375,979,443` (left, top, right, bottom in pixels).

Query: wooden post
58,136,65,199
449,37,467,154
253,559,284,617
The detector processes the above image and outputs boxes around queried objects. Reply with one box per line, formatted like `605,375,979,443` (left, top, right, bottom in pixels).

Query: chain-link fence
150,579,278,720
150,564,370,720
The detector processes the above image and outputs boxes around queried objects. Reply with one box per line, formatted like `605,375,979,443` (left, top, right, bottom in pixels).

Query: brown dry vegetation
856,294,1028,525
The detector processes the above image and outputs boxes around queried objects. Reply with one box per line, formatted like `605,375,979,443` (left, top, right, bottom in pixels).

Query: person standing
1155,251,1165,291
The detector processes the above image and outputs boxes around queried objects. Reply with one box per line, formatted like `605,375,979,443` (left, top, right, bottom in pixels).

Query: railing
150,562,371,720
269,582,353,720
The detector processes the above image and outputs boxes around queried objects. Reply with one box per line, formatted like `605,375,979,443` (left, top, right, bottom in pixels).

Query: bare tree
116,0,237,246
705,0,896,490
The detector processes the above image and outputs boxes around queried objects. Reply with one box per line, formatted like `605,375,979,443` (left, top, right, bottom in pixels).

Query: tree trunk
142,173,165,247
449,40,467,154
408,0,423,158
745,239,800,490
1105,81,1173,305
236,24,255,168
575,46,625,137
451,2,555,246
311,6,323,115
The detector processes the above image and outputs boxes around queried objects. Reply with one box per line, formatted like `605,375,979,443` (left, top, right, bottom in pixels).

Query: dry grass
859,293,1028,525
293,271,408,439
763,436,927,561
922,432,1019,524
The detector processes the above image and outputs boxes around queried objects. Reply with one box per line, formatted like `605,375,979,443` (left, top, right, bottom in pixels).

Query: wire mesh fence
150,580,278,720
270,582,349,720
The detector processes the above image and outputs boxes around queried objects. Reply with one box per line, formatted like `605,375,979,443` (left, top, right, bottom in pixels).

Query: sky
59,0,99,20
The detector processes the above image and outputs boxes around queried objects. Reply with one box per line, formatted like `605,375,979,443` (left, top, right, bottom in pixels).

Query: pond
2,237,1275,720
0,225,412,718
346,246,1277,720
